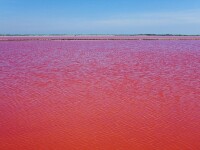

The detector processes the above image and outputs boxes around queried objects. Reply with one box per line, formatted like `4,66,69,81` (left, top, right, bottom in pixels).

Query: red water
0,39,200,150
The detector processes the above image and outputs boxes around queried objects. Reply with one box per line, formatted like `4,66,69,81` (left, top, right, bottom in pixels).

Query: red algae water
0,38,200,150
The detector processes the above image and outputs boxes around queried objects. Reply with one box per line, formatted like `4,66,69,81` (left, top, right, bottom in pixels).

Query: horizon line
1,34,200,36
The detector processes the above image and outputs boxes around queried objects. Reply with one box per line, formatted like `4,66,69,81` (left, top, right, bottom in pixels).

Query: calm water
0,40,200,150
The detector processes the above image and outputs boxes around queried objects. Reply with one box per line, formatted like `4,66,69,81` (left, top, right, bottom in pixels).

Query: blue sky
0,0,200,34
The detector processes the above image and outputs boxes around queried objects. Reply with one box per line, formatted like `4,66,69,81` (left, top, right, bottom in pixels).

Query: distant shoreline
1,35,200,41
1,34,200,36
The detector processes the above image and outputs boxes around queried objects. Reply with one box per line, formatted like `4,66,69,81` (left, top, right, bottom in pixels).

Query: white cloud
88,9,200,27
1,9,200,34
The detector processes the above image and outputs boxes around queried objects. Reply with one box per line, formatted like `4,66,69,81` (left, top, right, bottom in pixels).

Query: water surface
0,40,200,150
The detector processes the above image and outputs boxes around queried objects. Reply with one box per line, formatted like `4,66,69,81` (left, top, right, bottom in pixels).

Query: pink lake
0,37,200,150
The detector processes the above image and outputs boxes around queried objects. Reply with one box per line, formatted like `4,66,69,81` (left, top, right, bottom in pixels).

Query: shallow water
0,40,200,150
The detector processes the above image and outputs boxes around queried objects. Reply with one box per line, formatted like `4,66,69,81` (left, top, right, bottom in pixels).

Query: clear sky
0,0,200,34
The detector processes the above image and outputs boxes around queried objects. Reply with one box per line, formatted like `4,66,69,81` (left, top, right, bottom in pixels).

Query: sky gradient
0,0,200,34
